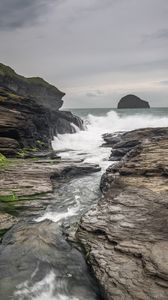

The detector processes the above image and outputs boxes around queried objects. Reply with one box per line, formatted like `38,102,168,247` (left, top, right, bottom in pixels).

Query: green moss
0,192,18,202
31,147,38,152
0,157,19,171
16,149,28,158
37,140,46,146
0,153,6,163
7,92,22,100
0,153,9,168
17,146,39,157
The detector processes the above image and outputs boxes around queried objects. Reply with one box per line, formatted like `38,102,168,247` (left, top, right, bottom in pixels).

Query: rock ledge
77,127,168,300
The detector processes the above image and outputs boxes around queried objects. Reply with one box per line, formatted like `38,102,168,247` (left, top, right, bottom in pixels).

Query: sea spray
14,271,79,300
19,109,168,300
52,110,168,165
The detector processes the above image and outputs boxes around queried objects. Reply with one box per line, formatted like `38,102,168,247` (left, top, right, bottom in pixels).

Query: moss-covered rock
0,153,6,164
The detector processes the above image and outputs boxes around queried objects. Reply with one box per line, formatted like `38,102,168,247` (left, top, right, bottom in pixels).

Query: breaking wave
52,110,168,164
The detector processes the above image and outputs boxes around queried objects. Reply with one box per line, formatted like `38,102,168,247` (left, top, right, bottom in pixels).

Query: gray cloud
0,0,116,30
86,90,104,97
159,80,168,85
143,28,168,42
141,27,168,54
0,0,62,29
0,0,168,107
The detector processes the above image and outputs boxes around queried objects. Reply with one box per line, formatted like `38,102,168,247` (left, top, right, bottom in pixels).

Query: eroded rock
77,127,168,300
0,87,84,156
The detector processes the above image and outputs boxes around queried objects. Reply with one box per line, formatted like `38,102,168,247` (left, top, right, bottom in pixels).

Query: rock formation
77,127,168,300
0,64,84,157
117,94,150,109
0,63,64,110
0,157,101,299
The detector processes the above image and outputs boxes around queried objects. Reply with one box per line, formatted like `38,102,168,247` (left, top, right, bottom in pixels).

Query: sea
52,107,168,167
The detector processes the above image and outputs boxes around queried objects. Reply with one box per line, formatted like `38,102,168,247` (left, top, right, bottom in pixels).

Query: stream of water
13,108,168,300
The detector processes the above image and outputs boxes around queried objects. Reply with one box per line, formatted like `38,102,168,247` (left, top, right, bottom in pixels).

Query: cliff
0,64,84,157
77,127,168,300
0,63,64,110
117,94,150,109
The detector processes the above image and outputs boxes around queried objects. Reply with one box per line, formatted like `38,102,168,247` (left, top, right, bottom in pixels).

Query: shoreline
0,126,168,299
77,127,168,300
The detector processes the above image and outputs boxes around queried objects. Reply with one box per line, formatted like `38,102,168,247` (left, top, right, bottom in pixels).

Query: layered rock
77,127,168,300
0,158,101,197
117,94,150,109
0,69,83,156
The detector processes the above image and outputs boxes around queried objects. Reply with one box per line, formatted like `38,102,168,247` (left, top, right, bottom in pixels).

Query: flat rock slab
77,127,168,300
0,159,101,197
0,158,101,237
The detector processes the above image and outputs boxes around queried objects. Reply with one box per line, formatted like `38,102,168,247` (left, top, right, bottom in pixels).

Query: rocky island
117,94,150,109
77,127,168,300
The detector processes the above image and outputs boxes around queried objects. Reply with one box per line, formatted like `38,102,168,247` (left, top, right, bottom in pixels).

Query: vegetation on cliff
0,63,65,110
0,63,63,93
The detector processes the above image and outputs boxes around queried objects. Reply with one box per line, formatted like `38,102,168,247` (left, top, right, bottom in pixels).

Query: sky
0,0,168,108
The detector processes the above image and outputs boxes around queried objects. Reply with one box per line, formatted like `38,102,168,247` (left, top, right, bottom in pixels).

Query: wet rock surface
0,219,101,300
0,155,102,300
77,127,168,300
0,158,101,197
0,157,100,235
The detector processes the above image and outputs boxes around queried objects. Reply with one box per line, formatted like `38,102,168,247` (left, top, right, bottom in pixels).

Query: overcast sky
0,0,168,107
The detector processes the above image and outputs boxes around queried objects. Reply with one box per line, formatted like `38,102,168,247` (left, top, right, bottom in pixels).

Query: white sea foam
36,196,80,223
14,271,79,300
52,110,168,164
21,110,168,300
36,110,168,224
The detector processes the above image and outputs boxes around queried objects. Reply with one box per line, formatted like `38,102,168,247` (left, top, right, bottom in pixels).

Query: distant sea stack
117,94,150,109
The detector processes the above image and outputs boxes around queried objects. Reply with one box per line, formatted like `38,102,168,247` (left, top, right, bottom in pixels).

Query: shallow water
13,108,168,300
